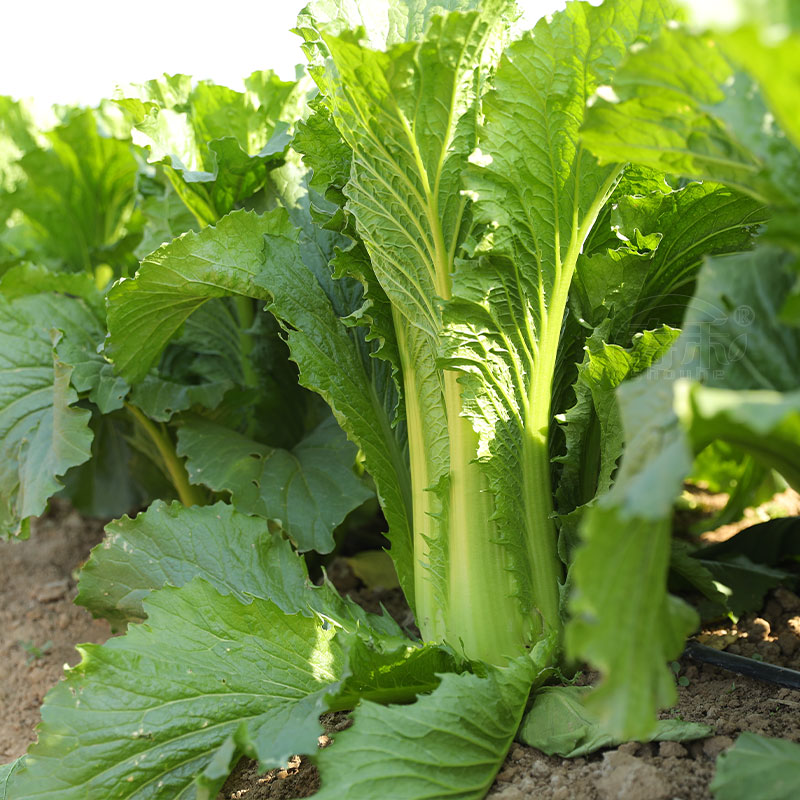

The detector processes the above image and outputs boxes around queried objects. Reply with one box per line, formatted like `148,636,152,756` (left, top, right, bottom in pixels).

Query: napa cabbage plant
3,0,798,797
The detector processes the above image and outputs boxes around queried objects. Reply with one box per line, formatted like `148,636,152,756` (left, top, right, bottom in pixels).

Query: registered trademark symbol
734,305,755,326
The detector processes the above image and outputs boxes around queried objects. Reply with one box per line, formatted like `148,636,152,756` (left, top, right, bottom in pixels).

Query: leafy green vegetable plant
2,0,800,797
0,73,370,540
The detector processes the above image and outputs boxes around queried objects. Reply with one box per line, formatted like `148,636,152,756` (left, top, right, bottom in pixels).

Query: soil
0,501,110,763
2,495,799,800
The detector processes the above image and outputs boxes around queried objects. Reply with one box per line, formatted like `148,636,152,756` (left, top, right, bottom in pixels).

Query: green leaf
105,190,412,604
698,556,790,618
77,499,402,639
8,579,347,800
106,209,275,384
518,686,712,758
0,263,128,413
59,410,161,519
438,0,678,655
329,634,462,711
296,0,487,55
610,182,766,331
0,261,103,312
313,657,535,800
568,510,698,739
698,516,800,565
719,24,800,151
556,325,680,518
567,245,800,738
255,192,413,607
0,759,22,799
128,298,255,422
128,376,230,422
300,0,518,651
119,74,301,224
177,415,372,554
581,26,800,216
134,172,200,259
346,550,400,590
711,732,800,800
678,386,800,491
76,501,320,628
3,109,140,274
0,294,94,537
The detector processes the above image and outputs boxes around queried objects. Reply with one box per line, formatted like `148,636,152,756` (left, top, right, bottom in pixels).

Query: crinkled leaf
76,500,401,639
296,0,485,57
329,635,462,711
581,26,800,223
7,579,346,800
314,656,535,800
300,0,518,641
106,209,275,384
177,415,372,554
440,0,678,647
76,501,317,628
567,245,800,738
518,686,712,758
556,325,680,518
610,182,766,332
119,74,301,224
711,732,800,800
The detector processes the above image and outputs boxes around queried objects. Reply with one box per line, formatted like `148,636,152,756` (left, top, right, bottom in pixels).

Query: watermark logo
632,296,755,382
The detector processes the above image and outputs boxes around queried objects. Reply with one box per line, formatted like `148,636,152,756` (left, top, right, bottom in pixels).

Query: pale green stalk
125,403,205,507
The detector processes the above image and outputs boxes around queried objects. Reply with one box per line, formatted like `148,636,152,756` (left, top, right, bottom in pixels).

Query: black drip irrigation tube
683,640,800,690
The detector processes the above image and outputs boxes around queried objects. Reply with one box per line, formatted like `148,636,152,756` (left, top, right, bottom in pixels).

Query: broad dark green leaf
314,657,535,800
0,294,95,537
177,416,372,554
711,732,800,800
7,579,347,800
76,501,318,628
518,686,711,758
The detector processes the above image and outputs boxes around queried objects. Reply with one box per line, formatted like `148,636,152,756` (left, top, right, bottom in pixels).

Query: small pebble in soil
597,751,671,800
702,735,734,759
658,742,687,759
34,579,69,604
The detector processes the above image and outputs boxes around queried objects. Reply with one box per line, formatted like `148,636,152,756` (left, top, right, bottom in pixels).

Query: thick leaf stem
234,295,258,388
125,403,205,507
521,166,623,641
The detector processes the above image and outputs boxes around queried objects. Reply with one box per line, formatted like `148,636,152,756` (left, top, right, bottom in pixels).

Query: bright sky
1,1,567,108
2,0,732,109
